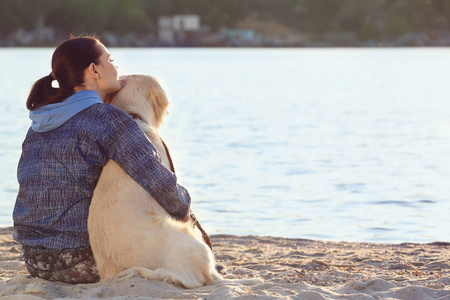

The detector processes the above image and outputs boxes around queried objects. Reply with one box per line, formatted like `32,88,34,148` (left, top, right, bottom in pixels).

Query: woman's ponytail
26,74,61,110
26,36,102,111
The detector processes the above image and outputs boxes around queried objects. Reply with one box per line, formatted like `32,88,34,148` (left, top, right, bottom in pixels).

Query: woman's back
14,100,124,250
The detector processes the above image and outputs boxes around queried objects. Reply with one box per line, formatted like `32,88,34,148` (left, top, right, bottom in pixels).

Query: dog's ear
104,90,119,104
146,78,169,125
119,75,129,88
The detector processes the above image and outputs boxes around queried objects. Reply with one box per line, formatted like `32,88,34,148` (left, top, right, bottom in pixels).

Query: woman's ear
87,63,101,80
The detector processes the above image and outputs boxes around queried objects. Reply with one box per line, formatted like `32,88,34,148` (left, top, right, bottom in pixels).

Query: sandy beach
0,226,449,299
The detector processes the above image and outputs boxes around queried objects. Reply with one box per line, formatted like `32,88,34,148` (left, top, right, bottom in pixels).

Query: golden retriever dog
88,75,259,288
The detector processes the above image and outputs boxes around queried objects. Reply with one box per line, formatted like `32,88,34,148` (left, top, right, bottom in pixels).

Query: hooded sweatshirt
30,90,103,132
13,90,190,251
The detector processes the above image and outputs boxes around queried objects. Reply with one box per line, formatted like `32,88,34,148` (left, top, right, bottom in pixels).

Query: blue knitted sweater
13,90,191,251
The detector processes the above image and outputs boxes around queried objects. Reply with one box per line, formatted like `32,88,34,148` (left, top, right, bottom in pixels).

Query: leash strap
160,138,176,173
189,211,213,250
161,138,213,250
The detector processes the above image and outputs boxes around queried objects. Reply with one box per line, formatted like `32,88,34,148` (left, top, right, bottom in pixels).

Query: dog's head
107,75,169,129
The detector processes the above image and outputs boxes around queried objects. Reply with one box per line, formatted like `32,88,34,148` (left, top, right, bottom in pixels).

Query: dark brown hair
26,36,102,110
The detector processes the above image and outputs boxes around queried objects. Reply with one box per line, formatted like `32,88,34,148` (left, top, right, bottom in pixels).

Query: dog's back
88,75,221,288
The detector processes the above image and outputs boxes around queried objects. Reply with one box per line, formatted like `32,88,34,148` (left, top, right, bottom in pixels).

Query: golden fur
88,75,221,288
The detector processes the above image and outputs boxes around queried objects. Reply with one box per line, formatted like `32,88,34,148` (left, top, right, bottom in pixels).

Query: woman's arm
100,106,191,221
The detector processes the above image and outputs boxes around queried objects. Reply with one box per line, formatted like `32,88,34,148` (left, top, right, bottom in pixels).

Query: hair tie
50,71,59,88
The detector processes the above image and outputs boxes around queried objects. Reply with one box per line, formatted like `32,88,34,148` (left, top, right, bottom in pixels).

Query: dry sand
0,226,449,299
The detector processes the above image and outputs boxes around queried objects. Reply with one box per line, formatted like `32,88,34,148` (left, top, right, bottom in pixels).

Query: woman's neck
74,86,105,101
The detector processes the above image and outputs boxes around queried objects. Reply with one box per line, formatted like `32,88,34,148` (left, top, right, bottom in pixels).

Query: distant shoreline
2,44,450,48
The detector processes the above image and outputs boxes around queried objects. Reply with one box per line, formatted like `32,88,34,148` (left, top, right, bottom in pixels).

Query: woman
13,36,191,284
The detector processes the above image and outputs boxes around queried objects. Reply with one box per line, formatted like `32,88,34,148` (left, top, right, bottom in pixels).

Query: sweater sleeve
99,106,191,221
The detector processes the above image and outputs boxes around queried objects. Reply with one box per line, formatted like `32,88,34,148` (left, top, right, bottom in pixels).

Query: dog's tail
116,267,263,289
116,267,212,289
116,267,264,288
116,267,179,284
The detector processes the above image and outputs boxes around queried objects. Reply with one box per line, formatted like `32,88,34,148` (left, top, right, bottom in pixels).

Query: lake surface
1,47,449,243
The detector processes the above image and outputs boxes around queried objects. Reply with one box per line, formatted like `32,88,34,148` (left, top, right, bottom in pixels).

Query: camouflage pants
23,246,100,284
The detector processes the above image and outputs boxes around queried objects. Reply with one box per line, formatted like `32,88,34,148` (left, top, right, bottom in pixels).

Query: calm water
1,48,449,243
